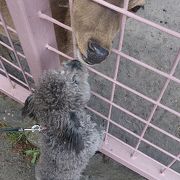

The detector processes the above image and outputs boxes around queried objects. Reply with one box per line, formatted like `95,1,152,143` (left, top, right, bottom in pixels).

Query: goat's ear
22,94,36,119
61,112,84,154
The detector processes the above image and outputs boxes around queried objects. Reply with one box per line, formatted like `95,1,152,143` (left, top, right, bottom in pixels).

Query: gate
0,0,180,179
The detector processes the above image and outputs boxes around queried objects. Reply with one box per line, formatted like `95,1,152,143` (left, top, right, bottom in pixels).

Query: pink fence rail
0,0,180,179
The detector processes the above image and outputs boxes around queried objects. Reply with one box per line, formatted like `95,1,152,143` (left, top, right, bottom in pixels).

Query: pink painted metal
0,40,25,58
0,56,33,79
0,74,30,104
161,153,180,174
0,66,32,89
112,50,180,85
5,0,60,83
101,134,180,180
0,56,14,88
46,44,73,60
0,20,17,34
38,11,72,32
0,10,31,90
105,0,129,145
88,66,180,118
0,0,180,179
92,0,180,38
132,49,180,156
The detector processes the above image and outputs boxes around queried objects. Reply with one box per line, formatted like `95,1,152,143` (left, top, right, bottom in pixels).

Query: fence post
5,0,60,83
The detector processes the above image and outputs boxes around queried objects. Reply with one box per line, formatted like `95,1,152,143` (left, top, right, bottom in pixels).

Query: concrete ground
0,0,180,179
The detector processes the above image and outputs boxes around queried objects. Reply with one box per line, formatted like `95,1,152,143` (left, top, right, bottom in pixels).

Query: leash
0,125,46,133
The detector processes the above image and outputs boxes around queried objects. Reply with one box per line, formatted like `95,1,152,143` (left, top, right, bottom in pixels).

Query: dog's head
34,60,90,112
72,0,145,65
60,59,91,109
22,60,90,118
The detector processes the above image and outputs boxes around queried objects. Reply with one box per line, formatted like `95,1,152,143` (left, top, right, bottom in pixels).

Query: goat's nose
87,40,109,64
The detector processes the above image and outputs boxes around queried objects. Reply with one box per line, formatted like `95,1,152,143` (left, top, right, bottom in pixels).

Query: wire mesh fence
0,0,180,179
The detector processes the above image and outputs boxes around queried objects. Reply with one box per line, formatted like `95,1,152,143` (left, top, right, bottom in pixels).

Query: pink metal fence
0,0,180,179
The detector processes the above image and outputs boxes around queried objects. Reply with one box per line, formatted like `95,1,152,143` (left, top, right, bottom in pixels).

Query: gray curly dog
22,60,104,180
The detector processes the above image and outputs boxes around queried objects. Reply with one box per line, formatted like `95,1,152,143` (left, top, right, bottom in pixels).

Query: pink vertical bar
105,0,129,143
132,49,180,156
5,0,60,84
0,10,31,90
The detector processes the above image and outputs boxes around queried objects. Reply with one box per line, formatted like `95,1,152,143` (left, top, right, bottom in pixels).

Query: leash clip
24,125,43,132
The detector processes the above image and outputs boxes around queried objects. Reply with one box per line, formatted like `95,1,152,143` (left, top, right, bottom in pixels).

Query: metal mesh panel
0,0,180,179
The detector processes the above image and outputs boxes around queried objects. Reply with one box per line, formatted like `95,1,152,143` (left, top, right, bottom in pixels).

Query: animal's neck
49,0,71,54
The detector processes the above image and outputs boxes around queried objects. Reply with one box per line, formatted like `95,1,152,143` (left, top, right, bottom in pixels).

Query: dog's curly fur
22,60,104,180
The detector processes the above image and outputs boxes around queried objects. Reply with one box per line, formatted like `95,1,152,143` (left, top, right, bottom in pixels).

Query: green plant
6,132,26,144
25,148,40,164
7,132,40,164
0,122,40,164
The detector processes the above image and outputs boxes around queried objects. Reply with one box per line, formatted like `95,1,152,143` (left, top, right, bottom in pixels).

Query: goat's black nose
68,60,82,70
86,40,109,64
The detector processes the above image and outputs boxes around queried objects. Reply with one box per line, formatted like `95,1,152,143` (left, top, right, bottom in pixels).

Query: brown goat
0,0,145,64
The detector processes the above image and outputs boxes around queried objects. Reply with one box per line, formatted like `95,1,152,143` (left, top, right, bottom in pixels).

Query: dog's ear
61,112,84,154
22,94,36,119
